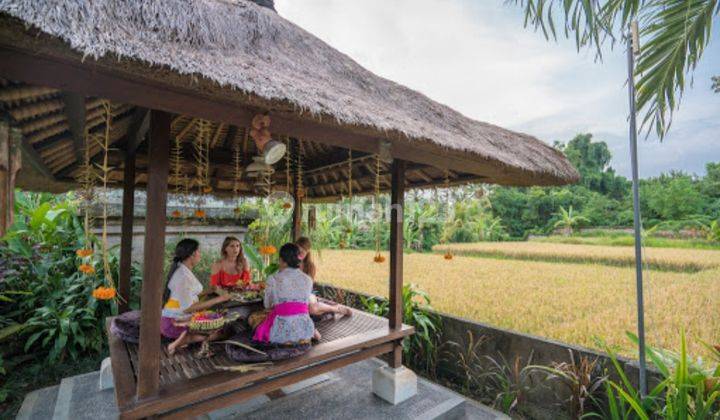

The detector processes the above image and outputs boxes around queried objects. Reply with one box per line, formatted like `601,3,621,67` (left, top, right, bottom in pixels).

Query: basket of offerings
188,310,237,332
229,282,265,304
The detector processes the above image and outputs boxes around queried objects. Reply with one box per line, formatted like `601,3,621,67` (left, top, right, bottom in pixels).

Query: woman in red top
210,236,251,290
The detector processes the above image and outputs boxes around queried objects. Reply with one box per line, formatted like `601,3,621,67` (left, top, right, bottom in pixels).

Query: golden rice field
314,248,720,358
433,242,720,272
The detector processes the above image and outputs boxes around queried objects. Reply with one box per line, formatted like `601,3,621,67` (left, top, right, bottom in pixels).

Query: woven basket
188,317,226,332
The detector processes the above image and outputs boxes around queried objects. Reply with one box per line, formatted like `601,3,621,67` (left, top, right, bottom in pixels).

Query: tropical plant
510,0,719,139
554,205,590,235
359,284,441,376
702,219,720,242
444,331,489,394
483,351,537,414
470,214,508,242
529,350,607,418
593,331,720,419
1,192,115,363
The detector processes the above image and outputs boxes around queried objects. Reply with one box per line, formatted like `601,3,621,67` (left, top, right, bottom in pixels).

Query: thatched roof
0,0,578,199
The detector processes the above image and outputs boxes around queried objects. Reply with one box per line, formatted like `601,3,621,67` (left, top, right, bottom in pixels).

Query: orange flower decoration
259,245,277,255
444,252,453,260
282,202,292,209
79,263,95,275
171,210,182,218
76,248,93,258
92,286,116,300
202,186,213,194
194,209,206,218
373,253,385,263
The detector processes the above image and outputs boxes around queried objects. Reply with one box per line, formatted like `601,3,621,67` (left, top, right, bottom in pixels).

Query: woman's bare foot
337,305,352,317
167,331,188,355
313,329,322,341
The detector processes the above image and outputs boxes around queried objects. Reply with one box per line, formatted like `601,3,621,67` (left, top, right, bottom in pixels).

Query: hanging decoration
372,154,385,263
193,119,212,218
76,112,96,257
296,139,305,200
233,129,246,217
171,128,184,219
339,148,353,249
282,137,292,209
443,169,453,261
97,101,115,289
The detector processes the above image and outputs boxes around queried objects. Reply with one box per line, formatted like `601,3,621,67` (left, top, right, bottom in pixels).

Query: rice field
433,242,720,272
314,248,720,357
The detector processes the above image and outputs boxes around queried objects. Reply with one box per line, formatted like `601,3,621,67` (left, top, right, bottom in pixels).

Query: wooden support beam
388,159,406,368
61,92,85,162
126,108,150,155
0,123,21,236
222,125,238,149
118,150,135,314
136,110,171,399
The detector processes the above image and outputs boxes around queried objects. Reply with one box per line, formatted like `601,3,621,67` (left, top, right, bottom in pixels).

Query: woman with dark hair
210,236,251,290
253,243,316,344
296,237,351,320
161,238,229,354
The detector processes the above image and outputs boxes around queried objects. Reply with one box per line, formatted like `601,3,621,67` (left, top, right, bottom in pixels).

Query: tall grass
534,234,720,250
432,242,720,272
315,250,720,358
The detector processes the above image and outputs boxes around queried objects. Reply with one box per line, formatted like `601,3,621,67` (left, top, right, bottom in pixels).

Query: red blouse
210,269,251,288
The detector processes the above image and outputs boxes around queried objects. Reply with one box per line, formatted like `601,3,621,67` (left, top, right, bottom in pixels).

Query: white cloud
275,0,720,177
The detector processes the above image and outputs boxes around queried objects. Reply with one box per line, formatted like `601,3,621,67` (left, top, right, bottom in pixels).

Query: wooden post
118,150,136,314
136,110,170,399
388,159,405,368
0,123,21,237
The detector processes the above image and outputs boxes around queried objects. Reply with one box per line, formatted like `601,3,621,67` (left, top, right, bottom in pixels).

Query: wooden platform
107,307,413,419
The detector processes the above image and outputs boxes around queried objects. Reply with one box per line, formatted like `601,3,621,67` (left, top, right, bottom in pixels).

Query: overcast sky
275,0,719,179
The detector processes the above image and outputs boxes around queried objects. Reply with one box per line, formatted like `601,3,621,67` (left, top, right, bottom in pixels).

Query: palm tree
553,206,590,236
510,0,718,139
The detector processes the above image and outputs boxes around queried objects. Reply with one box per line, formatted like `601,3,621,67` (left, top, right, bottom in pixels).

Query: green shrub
360,284,441,376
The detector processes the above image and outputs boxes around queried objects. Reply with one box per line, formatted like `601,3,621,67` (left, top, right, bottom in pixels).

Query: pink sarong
253,302,309,343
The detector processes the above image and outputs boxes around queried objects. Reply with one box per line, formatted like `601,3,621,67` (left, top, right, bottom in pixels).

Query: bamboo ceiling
0,79,479,200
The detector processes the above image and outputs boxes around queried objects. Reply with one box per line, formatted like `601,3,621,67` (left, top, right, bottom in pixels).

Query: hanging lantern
250,114,286,165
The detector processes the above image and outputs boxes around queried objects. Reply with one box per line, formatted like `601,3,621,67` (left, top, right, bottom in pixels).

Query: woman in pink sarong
253,243,315,344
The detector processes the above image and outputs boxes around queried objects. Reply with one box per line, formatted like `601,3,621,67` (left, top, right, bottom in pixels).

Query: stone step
15,384,60,420
47,371,117,420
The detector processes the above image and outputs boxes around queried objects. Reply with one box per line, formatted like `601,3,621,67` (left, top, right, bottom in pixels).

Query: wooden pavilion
0,0,578,418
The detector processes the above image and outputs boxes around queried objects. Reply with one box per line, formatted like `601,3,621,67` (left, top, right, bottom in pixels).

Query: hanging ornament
282,137,293,209
233,129,247,216
171,128,184,219
194,119,212,218
373,154,384,263
296,139,305,199
97,101,115,289
443,168,453,261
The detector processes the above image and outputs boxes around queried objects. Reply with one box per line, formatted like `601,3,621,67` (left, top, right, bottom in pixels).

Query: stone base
98,357,114,391
372,365,417,405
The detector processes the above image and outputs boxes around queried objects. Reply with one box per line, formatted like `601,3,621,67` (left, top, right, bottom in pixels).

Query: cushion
225,332,311,363
110,310,141,343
